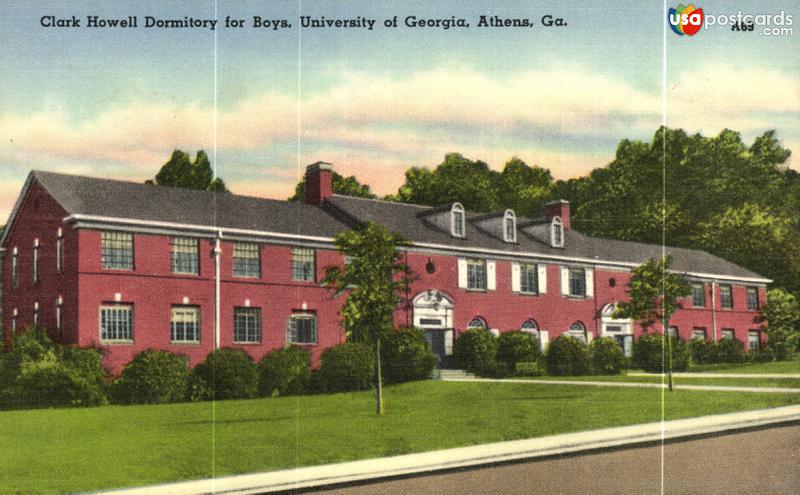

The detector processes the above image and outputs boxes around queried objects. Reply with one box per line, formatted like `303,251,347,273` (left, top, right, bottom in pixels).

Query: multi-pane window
291,248,315,281
171,306,200,343
667,326,679,338
520,263,538,294
452,204,465,237
11,247,17,289
233,243,260,278
100,305,133,342
504,211,516,242
101,232,134,270
721,329,734,340
233,307,261,343
748,331,760,352
552,218,564,247
467,318,487,329
287,314,317,344
568,268,586,297
691,284,705,307
720,285,733,309
569,322,587,343
466,258,487,290
746,287,759,311
172,237,199,275
692,327,707,341
32,241,39,283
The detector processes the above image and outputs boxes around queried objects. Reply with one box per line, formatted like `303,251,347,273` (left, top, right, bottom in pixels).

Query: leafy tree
289,171,375,201
614,257,691,390
150,150,229,192
758,289,800,358
323,222,411,415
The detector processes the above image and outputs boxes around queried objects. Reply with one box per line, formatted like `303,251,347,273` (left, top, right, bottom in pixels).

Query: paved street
301,424,800,495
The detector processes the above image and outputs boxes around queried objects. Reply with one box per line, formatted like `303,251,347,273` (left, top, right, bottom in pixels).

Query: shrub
589,337,627,375
497,331,540,369
633,333,689,373
545,336,589,376
258,346,311,397
316,343,373,393
689,339,718,365
188,348,258,401
381,328,437,385
110,350,189,404
764,327,798,361
452,329,498,374
0,328,108,409
716,338,745,364
515,361,544,377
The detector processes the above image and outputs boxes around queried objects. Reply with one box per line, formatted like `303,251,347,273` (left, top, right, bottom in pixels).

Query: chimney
304,162,334,205
543,200,570,230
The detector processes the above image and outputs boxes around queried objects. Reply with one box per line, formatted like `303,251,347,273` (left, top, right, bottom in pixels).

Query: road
301,424,800,495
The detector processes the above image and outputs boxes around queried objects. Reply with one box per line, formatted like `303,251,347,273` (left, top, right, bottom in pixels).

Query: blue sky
0,0,797,217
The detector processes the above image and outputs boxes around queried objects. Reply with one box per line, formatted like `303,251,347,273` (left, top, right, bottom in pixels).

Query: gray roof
326,195,767,281
31,171,349,238
15,171,766,281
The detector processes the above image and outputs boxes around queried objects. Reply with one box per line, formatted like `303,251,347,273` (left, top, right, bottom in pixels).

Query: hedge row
0,326,437,410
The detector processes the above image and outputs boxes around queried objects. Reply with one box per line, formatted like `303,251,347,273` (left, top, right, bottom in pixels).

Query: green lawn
2,381,799,494
686,358,800,374
526,375,800,388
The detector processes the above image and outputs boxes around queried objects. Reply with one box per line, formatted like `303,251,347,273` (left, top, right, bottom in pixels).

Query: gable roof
0,170,769,283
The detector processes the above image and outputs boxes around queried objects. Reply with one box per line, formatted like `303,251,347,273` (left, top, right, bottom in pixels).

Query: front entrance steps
436,369,475,380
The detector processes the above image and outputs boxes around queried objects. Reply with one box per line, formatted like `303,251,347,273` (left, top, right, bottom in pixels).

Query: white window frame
56,229,63,274
720,284,733,309
233,242,261,278
551,217,564,248
171,306,200,343
451,203,465,238
33,302,39,326
692,327,707,341
503,210,516,243
233,307,261,343
287,313,318,345
747,330,760,352
32,239,39,283
100,304,134,343
291,247,316,282
746,287,759,311
101,231,134,270
519,263,538,294
55,300,62,332
691,284,705,307
11,246,17,289
466,258,487,291
171,237,199,275
467,317,487,330
568,267,586,297
721,329,734,340
568,322,587,343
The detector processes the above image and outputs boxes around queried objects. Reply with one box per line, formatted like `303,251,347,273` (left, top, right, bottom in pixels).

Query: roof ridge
330,194,431,209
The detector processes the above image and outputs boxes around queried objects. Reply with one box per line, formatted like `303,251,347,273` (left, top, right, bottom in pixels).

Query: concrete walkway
628,372,800,379
104,404,800,495
442,376,800,394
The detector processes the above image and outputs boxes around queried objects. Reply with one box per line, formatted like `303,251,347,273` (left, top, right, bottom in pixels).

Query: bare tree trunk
374,340,384,415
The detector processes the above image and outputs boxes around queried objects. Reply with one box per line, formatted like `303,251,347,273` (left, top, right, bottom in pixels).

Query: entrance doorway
413,290,454,367
600,304,633,357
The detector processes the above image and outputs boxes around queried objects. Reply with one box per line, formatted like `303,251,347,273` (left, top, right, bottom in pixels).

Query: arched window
568,322,586,343
551,216,564,247
451,203,465,238
521,320,539,336
467,317,487,330
503,210,516,243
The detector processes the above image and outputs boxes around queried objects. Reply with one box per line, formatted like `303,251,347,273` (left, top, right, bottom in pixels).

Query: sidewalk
104,405,800,495
443,376,800,394
628,372,800,379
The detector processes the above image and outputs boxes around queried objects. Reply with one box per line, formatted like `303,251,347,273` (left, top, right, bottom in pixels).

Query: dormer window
451,203,465,238
551,217,564,248
503,210,516,243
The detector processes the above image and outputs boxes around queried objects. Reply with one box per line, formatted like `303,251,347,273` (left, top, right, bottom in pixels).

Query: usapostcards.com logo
668,4,704,36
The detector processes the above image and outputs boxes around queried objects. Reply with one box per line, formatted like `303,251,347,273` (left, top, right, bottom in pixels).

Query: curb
628,372,800,379
102,404,800,495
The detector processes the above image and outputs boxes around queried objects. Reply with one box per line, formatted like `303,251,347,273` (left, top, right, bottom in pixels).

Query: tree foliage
151,149,228,192
289,171,375,201
613,256,691,332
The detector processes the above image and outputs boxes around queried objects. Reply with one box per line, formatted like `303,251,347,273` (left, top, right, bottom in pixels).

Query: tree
758,289,800,358
150,150,229,192
289,171,375,201
323,222,411,415
613,256,691,390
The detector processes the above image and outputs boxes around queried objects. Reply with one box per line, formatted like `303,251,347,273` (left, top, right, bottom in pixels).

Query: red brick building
1,163,769,373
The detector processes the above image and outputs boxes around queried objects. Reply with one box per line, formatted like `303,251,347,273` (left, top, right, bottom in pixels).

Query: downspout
214,229,222,349
710,281,717,341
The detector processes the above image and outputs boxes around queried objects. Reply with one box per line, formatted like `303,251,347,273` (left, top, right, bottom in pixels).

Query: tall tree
757,289,800,358
289,172,375,201
323,222,411,415
151,150,228,192
613,256,691,390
